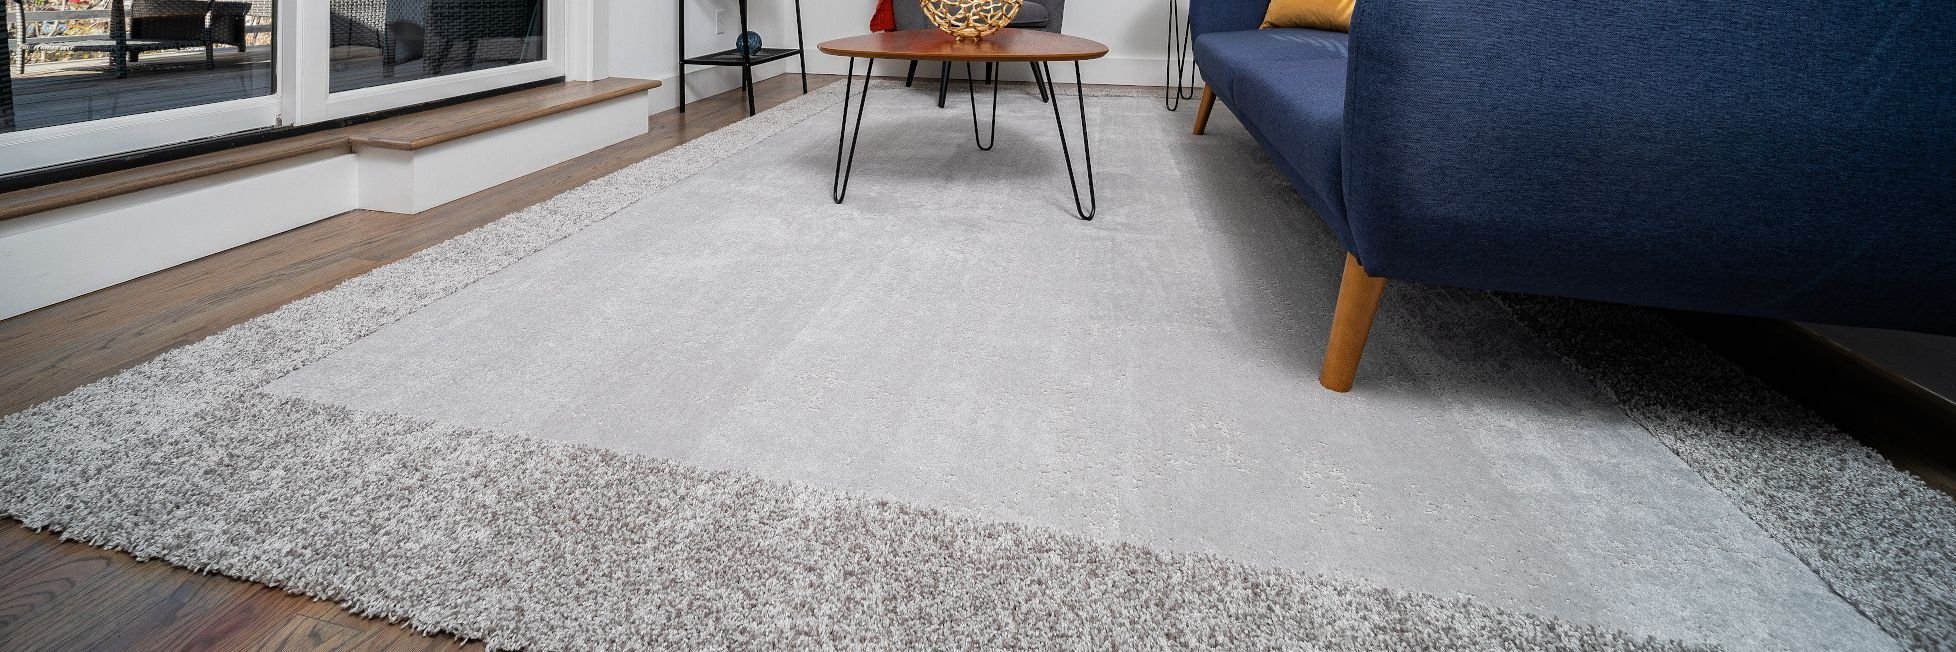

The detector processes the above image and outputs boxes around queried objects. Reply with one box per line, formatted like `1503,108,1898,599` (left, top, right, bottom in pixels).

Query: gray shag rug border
0,80,1947,649
1499,297,1956,650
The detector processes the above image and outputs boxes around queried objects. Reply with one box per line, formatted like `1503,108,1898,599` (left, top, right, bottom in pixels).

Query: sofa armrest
1341,0,1956,332
1189,0,1269,38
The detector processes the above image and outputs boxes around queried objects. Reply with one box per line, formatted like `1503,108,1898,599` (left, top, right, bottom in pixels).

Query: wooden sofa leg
1320,253,1388,393
1192,85,1217,135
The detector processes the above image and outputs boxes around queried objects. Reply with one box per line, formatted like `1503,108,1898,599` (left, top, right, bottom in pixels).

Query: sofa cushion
1194,28,1346,100
1194,28,1352,240
1261,0,1353,31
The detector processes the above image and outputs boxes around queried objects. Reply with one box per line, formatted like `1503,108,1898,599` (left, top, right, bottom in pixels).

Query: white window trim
561,0,605,82
1,0,297,176
4,0,574,176
0,96,281,175
286,0,566,125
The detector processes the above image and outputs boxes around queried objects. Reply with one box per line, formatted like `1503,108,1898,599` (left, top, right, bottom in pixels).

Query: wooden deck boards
6,49,273,132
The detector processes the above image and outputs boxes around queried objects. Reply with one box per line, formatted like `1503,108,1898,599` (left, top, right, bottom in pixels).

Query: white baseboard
0,150,360,320
647,60,797,115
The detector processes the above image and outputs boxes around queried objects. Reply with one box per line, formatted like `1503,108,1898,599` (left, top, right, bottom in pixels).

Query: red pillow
870,0,895,31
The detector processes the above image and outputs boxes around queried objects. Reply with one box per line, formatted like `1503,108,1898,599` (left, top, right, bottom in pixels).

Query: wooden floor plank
0,550,112,636
247,615,365,652
0,73,831,650
0,548,225,650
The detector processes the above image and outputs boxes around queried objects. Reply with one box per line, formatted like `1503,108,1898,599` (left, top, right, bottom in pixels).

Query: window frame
0,96,281,176
286,0,564,125
0,0,292,176
2,0,568,177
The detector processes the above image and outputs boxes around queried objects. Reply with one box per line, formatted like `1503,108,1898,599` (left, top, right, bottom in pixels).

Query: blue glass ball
735,31,764,56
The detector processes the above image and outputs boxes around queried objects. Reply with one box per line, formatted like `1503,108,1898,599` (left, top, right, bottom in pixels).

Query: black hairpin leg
937,61,953,108
966,62,1000,151
833,57,875,204
1043,61,1097,220
1029,62,1049,103
1164,0,1198,110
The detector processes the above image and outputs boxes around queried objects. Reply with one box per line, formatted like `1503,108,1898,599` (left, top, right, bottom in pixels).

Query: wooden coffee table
817,29,1110,220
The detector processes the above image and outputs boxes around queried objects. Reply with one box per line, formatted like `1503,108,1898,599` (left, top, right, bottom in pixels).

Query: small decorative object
921,0,1023,41
735,31,765,56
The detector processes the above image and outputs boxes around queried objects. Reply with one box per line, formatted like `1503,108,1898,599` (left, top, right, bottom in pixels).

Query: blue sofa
1190,0,1956,391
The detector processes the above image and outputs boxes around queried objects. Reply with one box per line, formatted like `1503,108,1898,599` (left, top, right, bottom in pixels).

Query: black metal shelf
682,47,802,67
677,0,808,116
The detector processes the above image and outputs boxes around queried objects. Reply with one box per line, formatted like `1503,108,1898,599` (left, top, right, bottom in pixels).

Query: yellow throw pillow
1261,0,1354,32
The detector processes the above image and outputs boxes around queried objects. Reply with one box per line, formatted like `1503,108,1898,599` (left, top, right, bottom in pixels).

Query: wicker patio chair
126,0,251,62
12,0,237,78
2,4,14,131
328,0,426,78
425,0,541,75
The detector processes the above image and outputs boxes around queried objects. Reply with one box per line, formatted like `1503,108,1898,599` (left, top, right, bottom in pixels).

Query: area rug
3,79,1953,651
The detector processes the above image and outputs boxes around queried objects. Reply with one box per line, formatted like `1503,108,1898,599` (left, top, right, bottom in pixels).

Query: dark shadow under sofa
1187,0,1955,391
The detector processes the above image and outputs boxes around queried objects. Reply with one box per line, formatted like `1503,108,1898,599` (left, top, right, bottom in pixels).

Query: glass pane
2,0,275,134
327,0,543,93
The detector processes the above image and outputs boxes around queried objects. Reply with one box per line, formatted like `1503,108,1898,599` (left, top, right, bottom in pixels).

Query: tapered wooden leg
1320,253,1388,393
1191,85,1217,135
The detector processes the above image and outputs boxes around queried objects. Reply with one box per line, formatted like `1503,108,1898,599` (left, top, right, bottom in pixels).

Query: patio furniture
5,0,31,76
2,5,13,131
127,0,254,60
891,0,1066,107
11,0,239,78
329,0,540,82
425,0,542,75
329,0,427,78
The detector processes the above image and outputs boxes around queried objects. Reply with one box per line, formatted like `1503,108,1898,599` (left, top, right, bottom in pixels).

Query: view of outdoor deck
3,0,544,135
4,47,270,132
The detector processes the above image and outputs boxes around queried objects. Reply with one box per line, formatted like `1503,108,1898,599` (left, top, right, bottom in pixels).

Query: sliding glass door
326,0,544,93
1,0,279,174
1,0,562,176
290,0,558,124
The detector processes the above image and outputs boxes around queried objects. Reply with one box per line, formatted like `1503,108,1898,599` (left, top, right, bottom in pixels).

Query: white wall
609,0,802,113
603,0,1187,114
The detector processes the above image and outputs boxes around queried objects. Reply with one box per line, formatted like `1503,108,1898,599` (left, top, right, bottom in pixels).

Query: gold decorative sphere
921,0,1023,41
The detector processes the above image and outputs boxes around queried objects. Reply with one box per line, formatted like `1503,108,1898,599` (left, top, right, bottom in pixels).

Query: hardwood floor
0,73,835,651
